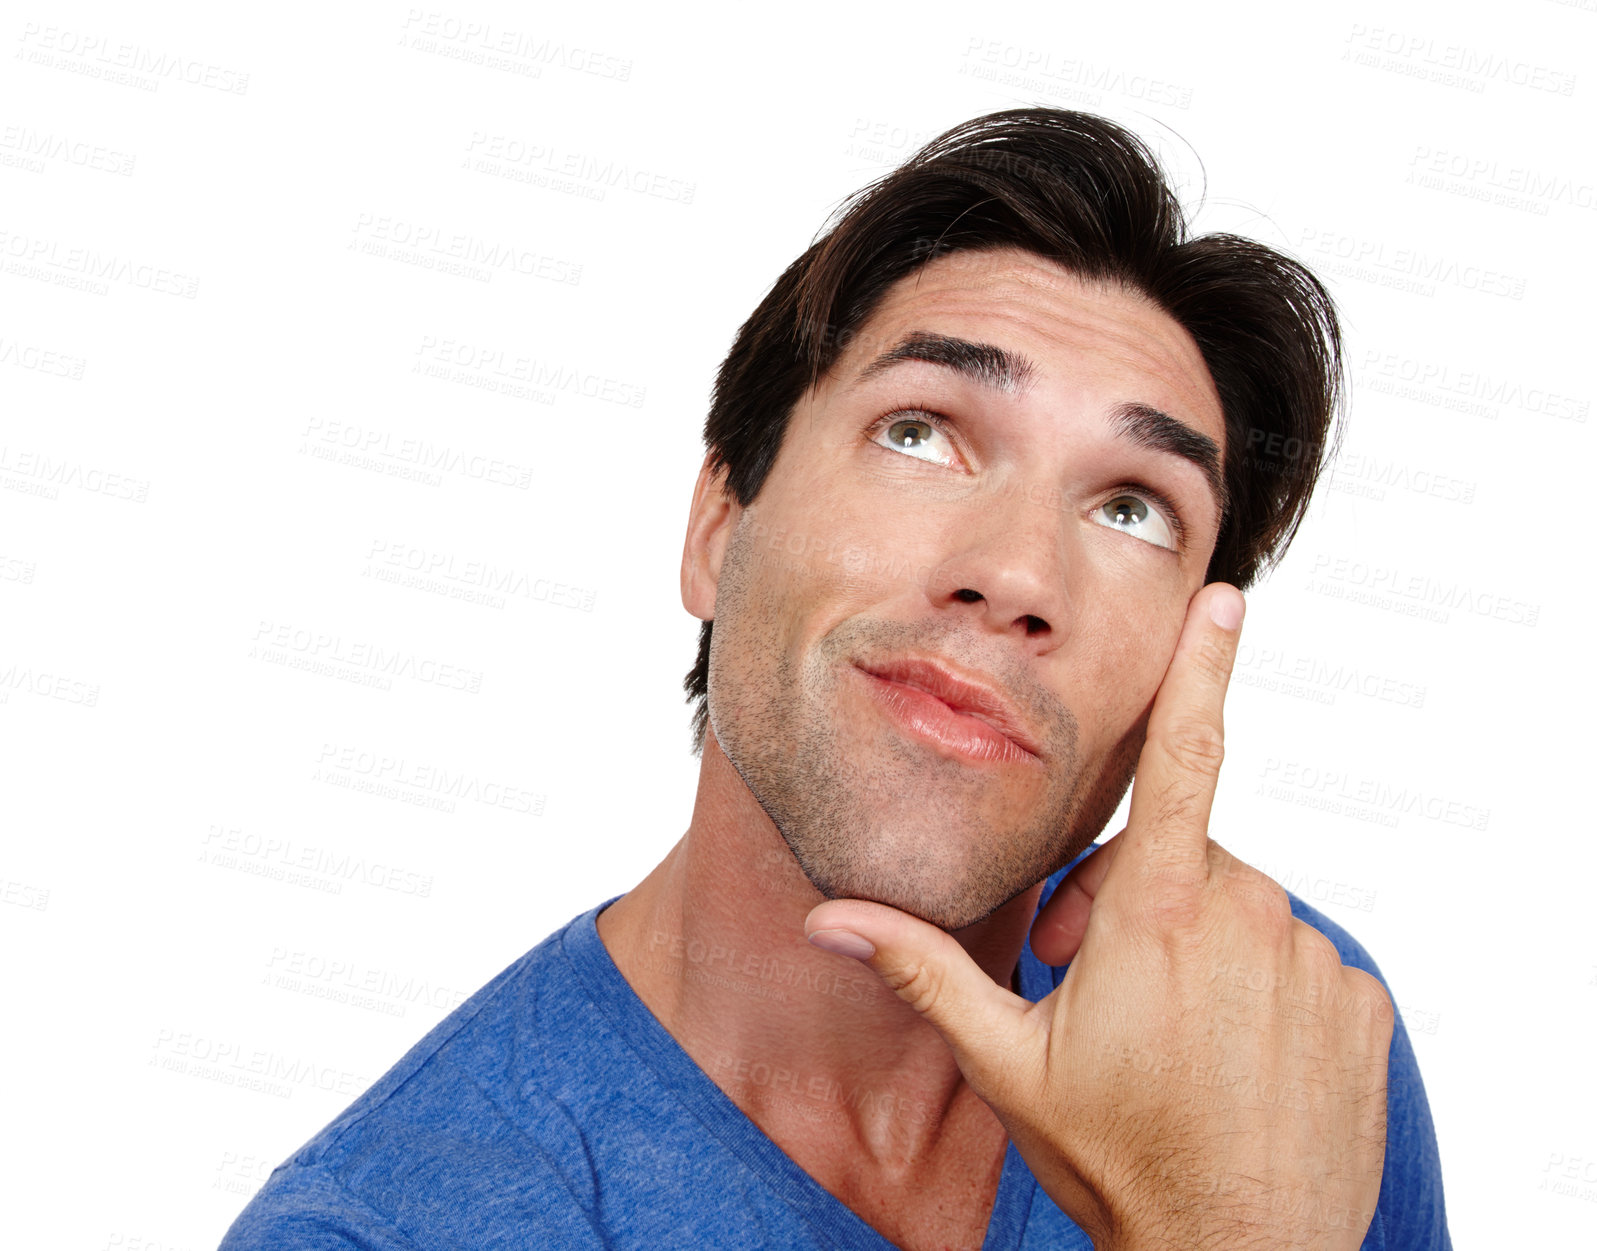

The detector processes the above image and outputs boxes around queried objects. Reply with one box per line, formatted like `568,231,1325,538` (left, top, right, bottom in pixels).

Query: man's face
699,247,1227,930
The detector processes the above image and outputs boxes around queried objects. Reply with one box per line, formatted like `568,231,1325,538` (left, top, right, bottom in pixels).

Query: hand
806,584,1395,1251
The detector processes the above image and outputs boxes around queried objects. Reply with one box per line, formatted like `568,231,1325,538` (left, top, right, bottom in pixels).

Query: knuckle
881,954,947,1019
1213,851,1292,924
1148,785,1206,837
1127,833,1209,912
1194,632,1238,686
1250,884,1296,944
1110,855,1208,936
1204,837,1236,872
1344,967,1397,1031
1143,885,1207,933
1292,921,1345,974
1158,716,1226,776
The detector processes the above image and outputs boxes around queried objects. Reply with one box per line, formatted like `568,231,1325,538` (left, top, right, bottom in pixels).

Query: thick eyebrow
853,330,1227,520
853,331,1036,394
1112,401,1227,518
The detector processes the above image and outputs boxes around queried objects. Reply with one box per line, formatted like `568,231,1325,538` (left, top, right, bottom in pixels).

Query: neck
597,727,1042,1171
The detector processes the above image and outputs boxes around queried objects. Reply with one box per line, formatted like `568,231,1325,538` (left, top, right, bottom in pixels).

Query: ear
681,453,742,622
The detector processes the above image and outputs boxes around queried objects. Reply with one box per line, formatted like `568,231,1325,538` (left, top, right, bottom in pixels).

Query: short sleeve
1025,859,1451,1249
219,1147,615,1251
218,1166,422,1251
1288,895,1453,1251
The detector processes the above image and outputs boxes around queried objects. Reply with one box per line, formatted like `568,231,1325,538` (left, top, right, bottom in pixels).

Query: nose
923,482,1076,647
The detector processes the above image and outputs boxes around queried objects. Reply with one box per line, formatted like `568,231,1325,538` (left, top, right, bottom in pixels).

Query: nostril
954,588,983,603
1023,615,1048,635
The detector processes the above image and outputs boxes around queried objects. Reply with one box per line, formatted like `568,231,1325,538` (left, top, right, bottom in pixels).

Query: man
222,109,1450,1249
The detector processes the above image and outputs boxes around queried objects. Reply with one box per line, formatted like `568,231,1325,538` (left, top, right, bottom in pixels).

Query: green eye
888,418,936,450
874,413,955,465
1095,493,1176,550
1104,496,1146,526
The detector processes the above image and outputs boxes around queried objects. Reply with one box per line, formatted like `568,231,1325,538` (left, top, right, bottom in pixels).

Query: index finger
1115,582,1244,884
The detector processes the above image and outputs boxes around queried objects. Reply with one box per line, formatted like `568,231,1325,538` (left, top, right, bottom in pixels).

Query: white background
3,1,1594,1246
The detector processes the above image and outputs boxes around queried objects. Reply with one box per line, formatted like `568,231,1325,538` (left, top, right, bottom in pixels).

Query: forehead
826,247,1225,448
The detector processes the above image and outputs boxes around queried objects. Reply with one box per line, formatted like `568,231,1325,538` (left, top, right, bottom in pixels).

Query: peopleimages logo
0,336,87,379
198,823,435,898
1355,350,1589,423
414,334,646,407
1298,227,1526,300
399,10,633,81
313,743,547,817
349,212,582,286
1305,553,1540,627
1233,643,1426,711
0,125,137,175
1343,24,1578,96
0,445,149,502
149,1028,366,1099
0,226,199,298
364,539,599,613
249,619,484,694
464,134,695,204
1257,758,1490,833
264,948,470,1016
1408,145,1596,213
958,37,1195,108
16,22,250,94
299,417,533,490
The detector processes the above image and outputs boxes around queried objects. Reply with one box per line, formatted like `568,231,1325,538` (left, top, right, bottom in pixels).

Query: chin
781,828,1048,933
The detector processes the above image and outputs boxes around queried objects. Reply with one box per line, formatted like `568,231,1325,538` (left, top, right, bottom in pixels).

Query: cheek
753,484,953,609
1076,595,1187,729
723,503,884,655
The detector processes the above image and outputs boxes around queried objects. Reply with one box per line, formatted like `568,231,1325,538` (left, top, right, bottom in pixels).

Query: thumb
805,898,1043,1100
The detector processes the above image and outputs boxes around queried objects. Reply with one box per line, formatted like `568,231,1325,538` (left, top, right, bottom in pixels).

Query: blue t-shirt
220,858,1451,1249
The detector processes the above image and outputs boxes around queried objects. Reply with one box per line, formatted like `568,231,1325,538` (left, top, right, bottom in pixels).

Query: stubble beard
707,533,1141,932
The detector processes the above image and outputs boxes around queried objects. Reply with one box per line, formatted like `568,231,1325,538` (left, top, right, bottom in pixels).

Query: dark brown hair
685,108,1343,755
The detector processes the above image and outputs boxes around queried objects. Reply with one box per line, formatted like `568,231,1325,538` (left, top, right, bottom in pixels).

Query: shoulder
220,908,613,1249
1283,891,1385,980
218,1166,420,1250
1035,848,1390,990
1029,855,1452,1249
1281,890,1453,1250
219,1151,610,1250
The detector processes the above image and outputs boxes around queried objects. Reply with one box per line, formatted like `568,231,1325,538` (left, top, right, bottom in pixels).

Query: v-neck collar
563,900,1051,1249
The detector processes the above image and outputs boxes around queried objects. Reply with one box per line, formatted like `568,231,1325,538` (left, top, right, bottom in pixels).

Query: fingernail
1208,586,1245,631
807,929,876,961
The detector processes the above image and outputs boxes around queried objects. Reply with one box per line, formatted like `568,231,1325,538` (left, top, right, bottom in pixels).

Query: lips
854,656,1042,759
